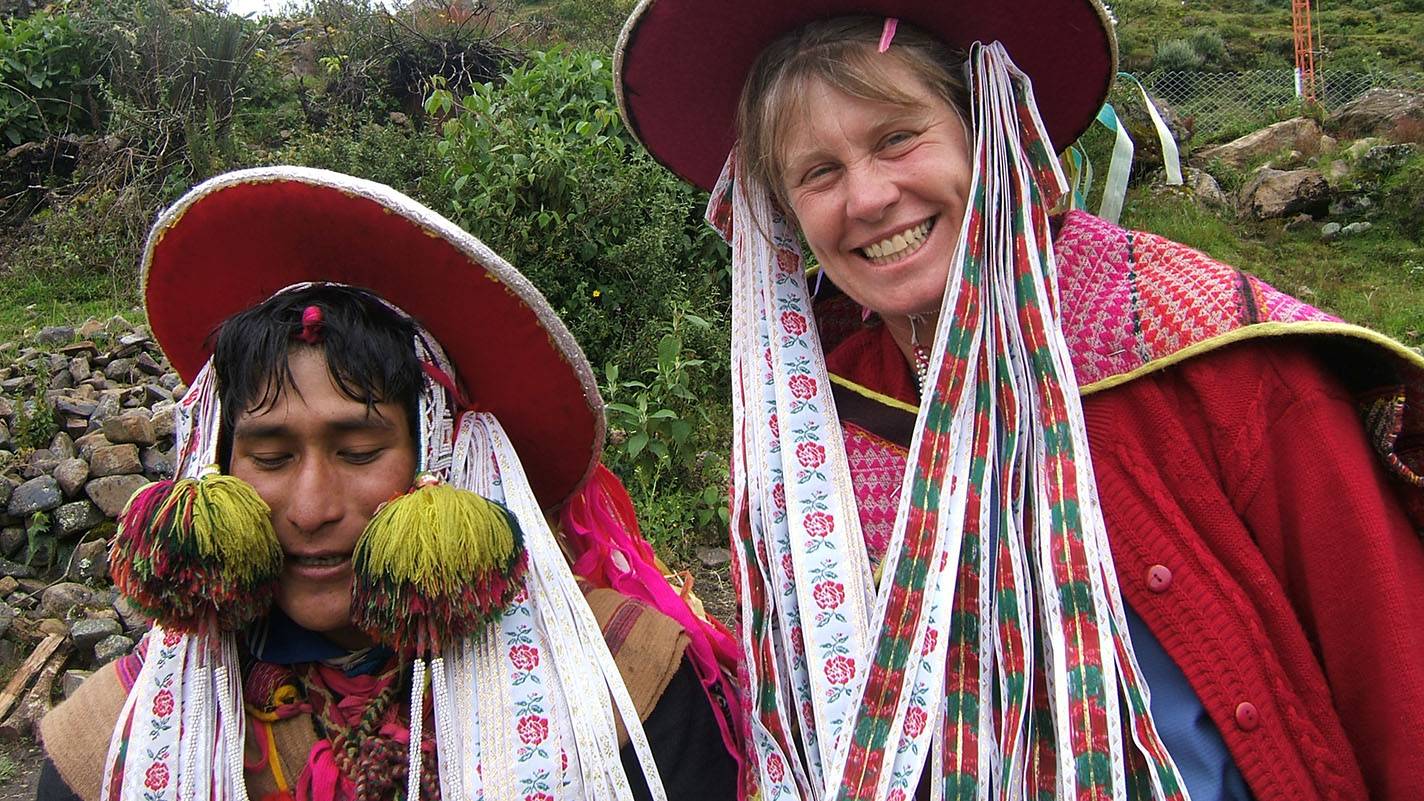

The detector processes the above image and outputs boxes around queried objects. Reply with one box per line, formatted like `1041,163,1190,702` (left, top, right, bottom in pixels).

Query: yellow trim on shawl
1078,321,1424,396
828,374,920,414
830,322,1424,416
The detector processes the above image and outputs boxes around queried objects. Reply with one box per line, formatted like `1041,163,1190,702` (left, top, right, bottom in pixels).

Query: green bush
430,47,733,548
1153,38,1205,71
0,9,98,145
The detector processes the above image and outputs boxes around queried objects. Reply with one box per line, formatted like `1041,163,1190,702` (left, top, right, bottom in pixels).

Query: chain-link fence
1138,70,1424,144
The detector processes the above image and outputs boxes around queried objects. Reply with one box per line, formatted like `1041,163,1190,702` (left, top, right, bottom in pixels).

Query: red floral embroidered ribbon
713,43,1188,801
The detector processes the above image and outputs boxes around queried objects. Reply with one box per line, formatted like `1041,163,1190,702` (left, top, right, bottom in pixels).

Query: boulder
93,634,134,665
1328,89,1424,138
140,447,174,478
0,528,21,558
113,595,149,633
1196,118,1325,170
37,581,93,618
1182,167,1229,208
0,556,33,578
102,412,155,446
85,474,148,517
71,617,122,651
0,600,14,639
73,538,108,582
1237,168,1330,220
90,444,142,477
75,431,111,461
53,500,104,538
54,458,89,497
150,401,176,440
8,475,62,515
1321,222,1342,241
36,326,75,346
1342,221,1374,236
103,358,135,382
1358,143,1419,177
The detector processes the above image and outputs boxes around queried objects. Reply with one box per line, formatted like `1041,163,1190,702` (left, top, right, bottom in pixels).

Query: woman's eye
800,163,837,185
882,131,916,150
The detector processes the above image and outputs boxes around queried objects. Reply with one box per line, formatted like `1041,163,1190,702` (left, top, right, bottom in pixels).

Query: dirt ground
0,740,43,801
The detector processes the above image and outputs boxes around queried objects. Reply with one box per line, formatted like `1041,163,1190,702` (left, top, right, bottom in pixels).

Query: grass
1121,189,1424,348
0,751,16,784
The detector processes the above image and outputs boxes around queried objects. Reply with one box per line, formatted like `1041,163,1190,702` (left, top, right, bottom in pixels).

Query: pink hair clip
878,17,899,53
296,304,324,344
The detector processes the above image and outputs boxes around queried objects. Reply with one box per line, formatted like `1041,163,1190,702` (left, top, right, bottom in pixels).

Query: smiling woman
617,1,1424,800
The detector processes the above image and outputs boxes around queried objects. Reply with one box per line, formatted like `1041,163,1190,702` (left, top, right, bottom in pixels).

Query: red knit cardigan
828,325,1424,801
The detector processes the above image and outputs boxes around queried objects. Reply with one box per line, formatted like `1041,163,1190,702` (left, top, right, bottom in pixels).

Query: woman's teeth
292,554,347,566
861,220,934,263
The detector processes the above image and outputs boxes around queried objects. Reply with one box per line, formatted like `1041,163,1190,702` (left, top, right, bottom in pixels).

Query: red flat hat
615,0,1117,191
142,166,604,509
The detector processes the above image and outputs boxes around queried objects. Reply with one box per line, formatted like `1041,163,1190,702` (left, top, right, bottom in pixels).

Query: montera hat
142,166,603,509
615,0,1118,191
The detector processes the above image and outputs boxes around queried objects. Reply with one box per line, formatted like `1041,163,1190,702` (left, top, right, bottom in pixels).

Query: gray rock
90,444,142,477
67,357,90,384
71,617,122,651
22,449,58,480
8,475,62,515
150,401,176,441
1237,168,1330,220
73,537,108,581
1329,194,1375,218
1195,118,1325,169
54,458,89,497
54,500,104,538
85,474,148,517
54,397,97,418
1359,143,1419,177
0,478,12,509
1326,159,1350,182
113,595,150,633
75,431,111,461
0,601,13,639
93,634,134,665
88,393,121,427
159,373,181,390
0,527,24,557
103,358,134,382
1347,136,1386,159
0,557,33,578
1321,222,1343,241
50,432,76,459
37,581,93,618
140,447,174,478
135,352,165,377
102,413,155,446
61,669,91,699
1182,167,1229,208
695,546,733,569
48,371,75,391
1342,221,1374,236
1329,88,1424,138
36,326,75,346
0,576,15,595
58,340,97,358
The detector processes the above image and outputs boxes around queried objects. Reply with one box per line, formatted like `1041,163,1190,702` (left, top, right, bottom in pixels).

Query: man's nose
284,457,343,534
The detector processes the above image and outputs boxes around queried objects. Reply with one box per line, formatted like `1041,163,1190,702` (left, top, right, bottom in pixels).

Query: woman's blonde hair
735,16,971,210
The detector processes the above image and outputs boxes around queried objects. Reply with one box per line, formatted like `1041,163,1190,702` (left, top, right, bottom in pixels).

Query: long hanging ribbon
1095,103,1135,223
1118,73,1184,187
713,42,1189,801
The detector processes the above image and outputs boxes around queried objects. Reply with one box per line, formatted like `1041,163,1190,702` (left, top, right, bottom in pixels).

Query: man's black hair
211,285,424,462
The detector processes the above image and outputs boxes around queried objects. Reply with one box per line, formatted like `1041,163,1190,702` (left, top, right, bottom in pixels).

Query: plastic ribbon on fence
1119,72,1183,186
1095,101,1134,223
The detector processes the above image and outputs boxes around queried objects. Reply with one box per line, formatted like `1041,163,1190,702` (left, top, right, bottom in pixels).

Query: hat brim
142,166,604,510
615,0,1117,192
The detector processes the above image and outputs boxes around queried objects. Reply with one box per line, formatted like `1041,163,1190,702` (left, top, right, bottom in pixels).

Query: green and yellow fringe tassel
110,466,283,633
351,473,527,652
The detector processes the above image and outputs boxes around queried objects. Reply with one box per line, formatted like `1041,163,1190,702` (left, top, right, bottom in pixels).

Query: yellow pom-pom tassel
110,466,283,633
352,473,526,651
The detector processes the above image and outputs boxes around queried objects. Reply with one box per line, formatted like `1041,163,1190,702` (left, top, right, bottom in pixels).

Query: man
39,167,738,801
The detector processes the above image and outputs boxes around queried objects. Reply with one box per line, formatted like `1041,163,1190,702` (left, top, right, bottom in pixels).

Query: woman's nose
284,457,344,534
844,162,899,221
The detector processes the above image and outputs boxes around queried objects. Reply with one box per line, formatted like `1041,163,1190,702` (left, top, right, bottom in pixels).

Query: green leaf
627,432,649,458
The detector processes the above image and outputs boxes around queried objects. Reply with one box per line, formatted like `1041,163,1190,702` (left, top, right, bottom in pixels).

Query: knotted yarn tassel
351,474,527,652
110,466,282,633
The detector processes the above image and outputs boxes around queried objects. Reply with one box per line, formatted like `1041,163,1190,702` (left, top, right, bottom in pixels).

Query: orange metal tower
1292,0,1320,103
